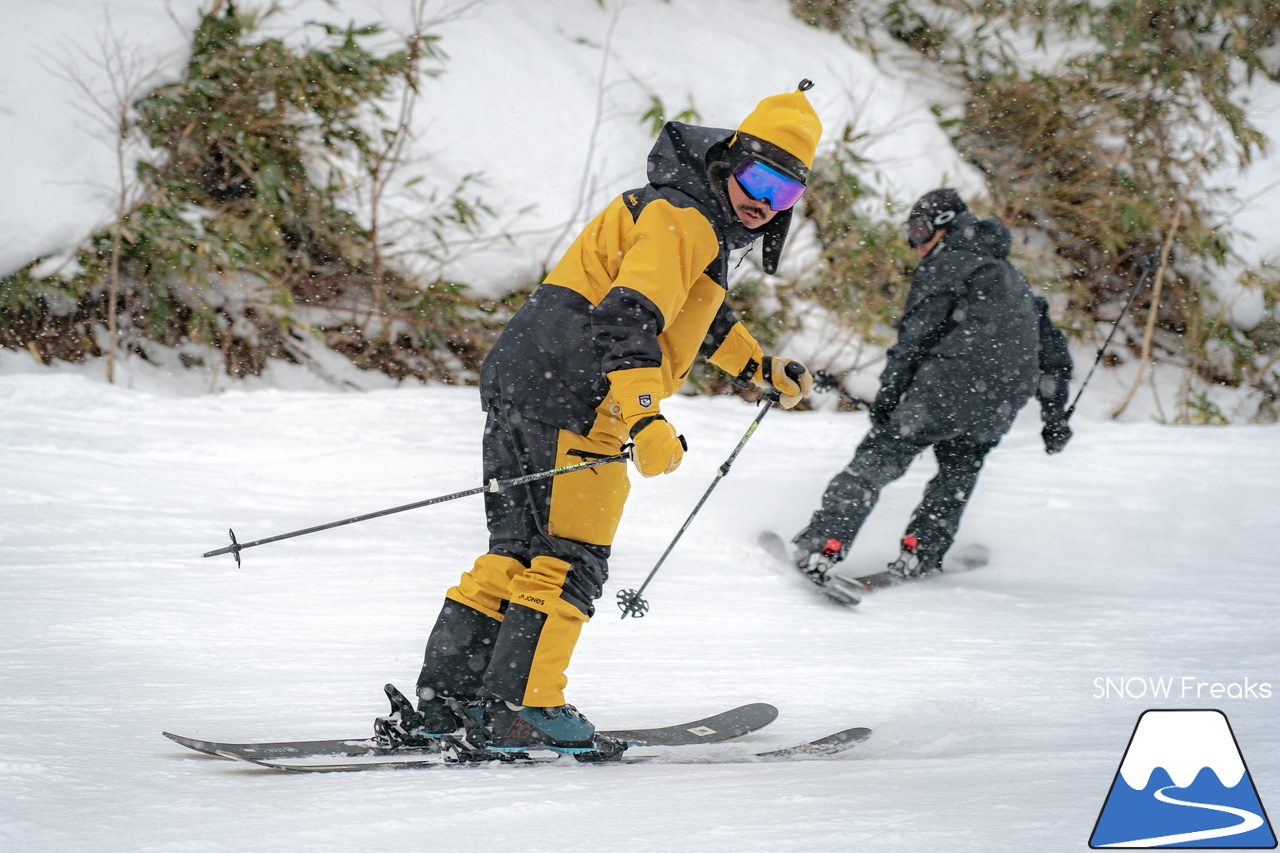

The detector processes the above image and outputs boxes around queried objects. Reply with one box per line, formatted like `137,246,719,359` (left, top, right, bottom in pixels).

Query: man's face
727,175,780,229
915,228,944,258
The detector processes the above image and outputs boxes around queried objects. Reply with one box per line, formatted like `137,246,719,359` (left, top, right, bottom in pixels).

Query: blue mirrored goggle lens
733,159,806,211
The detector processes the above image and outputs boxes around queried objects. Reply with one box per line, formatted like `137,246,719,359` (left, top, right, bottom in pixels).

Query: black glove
1042,419,1072,455
870,392,895,426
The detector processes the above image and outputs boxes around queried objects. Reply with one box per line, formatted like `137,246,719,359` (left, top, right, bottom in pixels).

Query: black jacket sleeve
873,268,961,419
593,286,666,375
1033,296,1073,422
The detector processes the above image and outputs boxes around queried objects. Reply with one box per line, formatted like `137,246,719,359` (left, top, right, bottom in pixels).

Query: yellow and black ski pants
416,402,630,708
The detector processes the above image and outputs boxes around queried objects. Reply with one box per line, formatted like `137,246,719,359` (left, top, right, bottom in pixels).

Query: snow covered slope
3,2,1280,849
1,372,1277,851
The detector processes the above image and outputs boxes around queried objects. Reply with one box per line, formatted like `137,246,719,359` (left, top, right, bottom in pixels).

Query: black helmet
903,188,967,248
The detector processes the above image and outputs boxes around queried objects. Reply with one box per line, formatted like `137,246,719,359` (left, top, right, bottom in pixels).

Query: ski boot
795,538,863,604
373,683,462,749
795,537,843,584
884,535,942,582
464,698,628,762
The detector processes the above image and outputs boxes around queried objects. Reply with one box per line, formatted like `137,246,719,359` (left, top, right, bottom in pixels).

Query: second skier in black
790,188,1074,584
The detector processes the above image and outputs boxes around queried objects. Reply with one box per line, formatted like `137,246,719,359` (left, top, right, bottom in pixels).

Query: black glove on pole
1042,420,1073,455
203,451,630,567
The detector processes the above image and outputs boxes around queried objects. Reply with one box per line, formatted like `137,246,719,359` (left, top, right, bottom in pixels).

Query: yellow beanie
736,80,823,170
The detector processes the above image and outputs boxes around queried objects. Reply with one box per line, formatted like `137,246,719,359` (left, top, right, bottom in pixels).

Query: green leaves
2,1,503,382
782,0,1280,419
640,95,701,136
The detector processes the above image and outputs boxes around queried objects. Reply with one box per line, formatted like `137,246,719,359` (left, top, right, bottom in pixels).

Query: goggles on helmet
732,158,807,211
902,216,935,249
903,208,957,248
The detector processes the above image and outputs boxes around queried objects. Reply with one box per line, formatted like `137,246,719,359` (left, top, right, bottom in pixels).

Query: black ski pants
794,425,998,566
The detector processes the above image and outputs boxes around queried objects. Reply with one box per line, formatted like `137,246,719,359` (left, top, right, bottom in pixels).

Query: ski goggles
732,158,807,211
902,216,935,249
903,209,957,248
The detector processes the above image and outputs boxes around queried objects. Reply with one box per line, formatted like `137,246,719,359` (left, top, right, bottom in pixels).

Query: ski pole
617,397,777,619
1065,251,1160,420
812,369,873,410
203,451,630,567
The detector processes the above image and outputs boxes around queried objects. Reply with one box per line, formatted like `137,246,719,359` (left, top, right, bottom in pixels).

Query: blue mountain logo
1091,709,1276,848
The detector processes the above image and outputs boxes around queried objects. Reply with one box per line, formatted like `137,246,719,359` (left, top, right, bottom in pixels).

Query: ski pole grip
763,359,808,403
760,358,806,402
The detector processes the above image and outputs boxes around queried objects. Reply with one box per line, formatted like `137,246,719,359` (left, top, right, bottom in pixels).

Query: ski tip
754,702,781,725
753,726,873,760
725,701,781,722
162,731,211,751
805,726,873,746
756,529,788,558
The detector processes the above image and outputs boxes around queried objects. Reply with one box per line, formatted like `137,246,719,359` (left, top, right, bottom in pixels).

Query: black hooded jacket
873,211,1073,444
480,122,793,434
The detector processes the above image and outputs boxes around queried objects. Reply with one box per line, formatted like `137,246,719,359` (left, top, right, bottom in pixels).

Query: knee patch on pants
447,552,525,621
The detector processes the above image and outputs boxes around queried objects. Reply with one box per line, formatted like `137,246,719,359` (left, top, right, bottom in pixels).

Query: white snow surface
2,361,1279,852
4,1,1280,850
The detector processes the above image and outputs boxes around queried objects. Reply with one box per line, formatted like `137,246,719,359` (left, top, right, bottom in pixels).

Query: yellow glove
608,367,686,477
754,356,814,409
630,415,686,477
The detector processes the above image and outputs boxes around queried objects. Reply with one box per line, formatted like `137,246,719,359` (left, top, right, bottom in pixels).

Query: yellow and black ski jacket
481,122,795,434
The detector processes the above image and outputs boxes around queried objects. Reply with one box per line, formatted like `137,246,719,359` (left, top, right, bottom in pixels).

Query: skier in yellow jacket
381,81,823,758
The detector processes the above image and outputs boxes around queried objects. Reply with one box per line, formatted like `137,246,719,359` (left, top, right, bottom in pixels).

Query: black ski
164,701,779,762
212,726,873,772
761,530,990,602
843,542,991,592
758,530,862,606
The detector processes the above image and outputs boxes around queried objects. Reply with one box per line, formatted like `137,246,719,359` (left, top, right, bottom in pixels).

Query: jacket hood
646,121,795,275
938,210,1011,260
